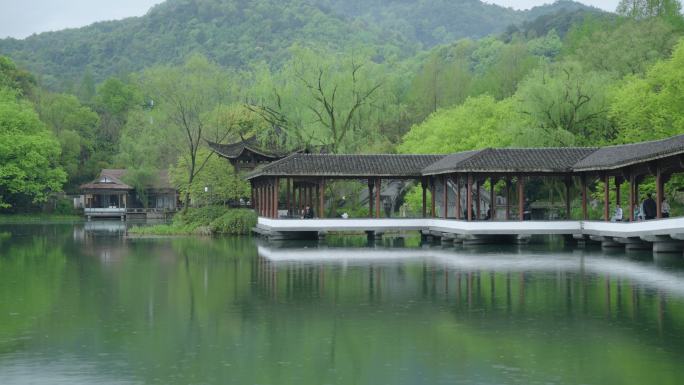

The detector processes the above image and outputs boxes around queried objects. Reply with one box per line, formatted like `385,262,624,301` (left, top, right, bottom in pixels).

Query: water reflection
1,224,684,385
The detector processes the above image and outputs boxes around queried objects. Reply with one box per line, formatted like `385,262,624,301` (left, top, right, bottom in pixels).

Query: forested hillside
1,0,684,214
0,0,596,89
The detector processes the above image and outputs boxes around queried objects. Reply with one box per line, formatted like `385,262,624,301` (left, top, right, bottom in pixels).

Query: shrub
209,209,257,235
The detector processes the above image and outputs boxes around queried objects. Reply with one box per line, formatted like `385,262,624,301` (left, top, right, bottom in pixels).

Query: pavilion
246,134,684,223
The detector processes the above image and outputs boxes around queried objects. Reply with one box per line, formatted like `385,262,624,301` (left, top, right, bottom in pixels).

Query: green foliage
0,88,66,208
398,95,527,154
170,148,249,206
130,206,256,235
610,39,684,142
514,61,616,145
209,209,258,235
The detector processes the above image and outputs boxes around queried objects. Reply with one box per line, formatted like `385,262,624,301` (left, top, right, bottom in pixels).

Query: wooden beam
368,179,374,218
629,172,635,222
421,177,427,218
518,175,525,221
656,164,663,219
603,173,610,222
455,174,461,220
489,176,496,220
443,175,448,219
581,174,588,220
319,178,325,218
430,177,436,218
475,179,481,220
286,178,291,215
467,174,473,221
564,176,572,220
506,178,511,220
375,177,381,218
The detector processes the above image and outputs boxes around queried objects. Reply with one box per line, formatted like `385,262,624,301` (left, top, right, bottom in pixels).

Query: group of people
612,193,670,222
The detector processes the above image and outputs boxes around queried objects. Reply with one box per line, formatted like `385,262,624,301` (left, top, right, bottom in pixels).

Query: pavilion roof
247,154,444,179
573,135,684,171
423,147,598,174
245,134,684,179
208,137,286,160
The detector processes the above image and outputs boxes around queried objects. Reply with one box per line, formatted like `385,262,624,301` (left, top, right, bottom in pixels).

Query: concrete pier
254,217,684,256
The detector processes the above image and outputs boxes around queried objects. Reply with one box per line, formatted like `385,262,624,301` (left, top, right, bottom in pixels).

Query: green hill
0,0,600,89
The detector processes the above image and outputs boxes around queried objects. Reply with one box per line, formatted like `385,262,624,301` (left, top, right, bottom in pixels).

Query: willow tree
136,55,236,210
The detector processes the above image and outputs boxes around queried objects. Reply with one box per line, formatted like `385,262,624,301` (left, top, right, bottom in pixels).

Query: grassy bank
0,214,82,223
129,206,257,236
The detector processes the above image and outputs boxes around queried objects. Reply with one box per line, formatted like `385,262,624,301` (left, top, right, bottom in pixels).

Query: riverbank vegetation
1,0,684,215
128,207,257,236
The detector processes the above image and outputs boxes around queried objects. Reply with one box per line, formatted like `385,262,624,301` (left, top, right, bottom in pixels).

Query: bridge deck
256,217,684,239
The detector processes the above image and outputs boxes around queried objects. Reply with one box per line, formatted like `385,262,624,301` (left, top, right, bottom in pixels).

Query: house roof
80,169,174,191
573,135,684,171
247,154,445,179
207,137,285,159
80,169,133,191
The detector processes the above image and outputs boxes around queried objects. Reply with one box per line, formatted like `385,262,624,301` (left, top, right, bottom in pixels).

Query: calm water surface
2,223,684,385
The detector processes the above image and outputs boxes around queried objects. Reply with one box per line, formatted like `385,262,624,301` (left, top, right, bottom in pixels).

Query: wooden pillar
273,177,279,218
629,173,635,222
603,174,610,222
319,178,325,218
505,178,511,220
489,176,496,220
518,175,525,221
581,174,588,220
368,179,374,218
615,177,622,208
443,175,448,219
455,174,461,220
421,178,427,218
565,176,572,220
475,179,481,220
656,164,663,219
375,177,381,218
286,178,291,216
430,177,436,218
250,182,255,209
467,174,473,221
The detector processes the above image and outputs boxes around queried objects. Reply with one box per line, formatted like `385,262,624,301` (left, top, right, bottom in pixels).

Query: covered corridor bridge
245,135,684,251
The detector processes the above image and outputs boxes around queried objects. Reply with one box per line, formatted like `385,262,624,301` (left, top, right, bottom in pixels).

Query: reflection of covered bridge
246,135,684,252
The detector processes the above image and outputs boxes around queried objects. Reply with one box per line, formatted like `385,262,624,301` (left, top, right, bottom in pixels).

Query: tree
169,148,249,207
398,95,528,154
34,92,100,188
515,62,616,146
617,0,682,22
610,39,684,143
0,88,66,208
135,55,236,210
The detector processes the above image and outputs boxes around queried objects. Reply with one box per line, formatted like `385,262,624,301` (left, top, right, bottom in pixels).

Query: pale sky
0,0,619,39
0,0,163,39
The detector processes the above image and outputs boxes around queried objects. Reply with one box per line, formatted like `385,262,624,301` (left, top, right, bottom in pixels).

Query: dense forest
1,0,683,214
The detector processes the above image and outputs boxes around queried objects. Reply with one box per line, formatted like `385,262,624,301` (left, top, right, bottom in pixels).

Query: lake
1,222,684,385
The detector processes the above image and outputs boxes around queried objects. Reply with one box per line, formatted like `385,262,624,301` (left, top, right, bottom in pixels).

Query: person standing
643,193,657,220
612,204,623,222
662,198,671,218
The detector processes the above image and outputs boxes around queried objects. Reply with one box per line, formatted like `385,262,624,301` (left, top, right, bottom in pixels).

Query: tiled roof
573,135,684,171
247,154,444,179
80,169,174,191
208,137,284,159
456,147,598,173
421,150,484,175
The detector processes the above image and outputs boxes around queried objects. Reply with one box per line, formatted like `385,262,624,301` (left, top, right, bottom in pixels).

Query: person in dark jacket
303,206,315,219
643,194,657,220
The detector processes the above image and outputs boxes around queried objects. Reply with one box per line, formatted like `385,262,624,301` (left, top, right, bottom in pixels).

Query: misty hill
0,0,600,89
